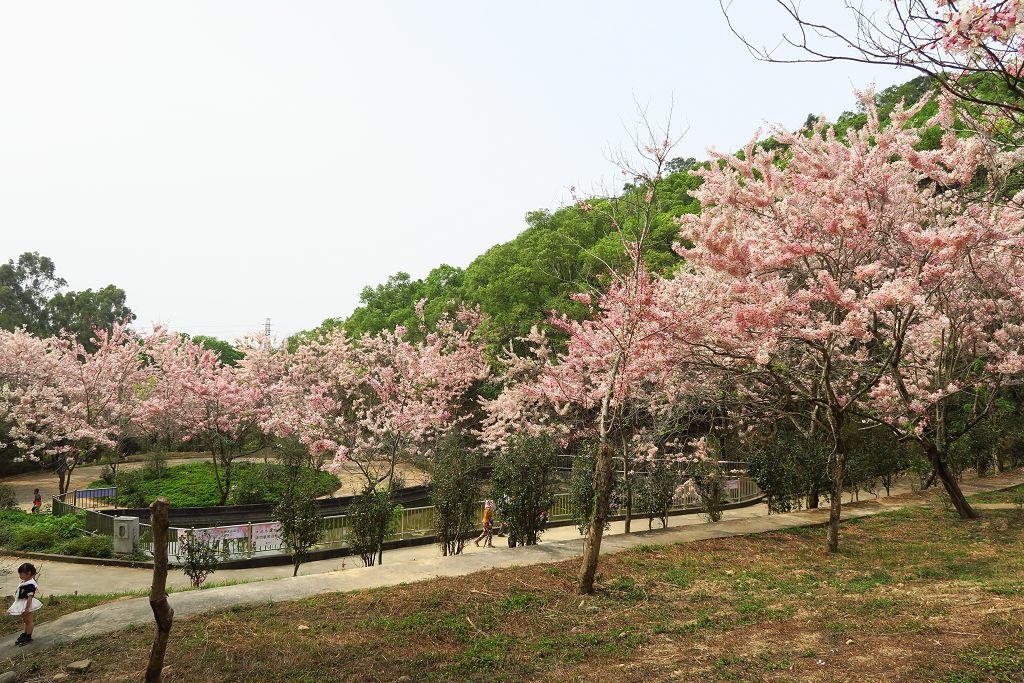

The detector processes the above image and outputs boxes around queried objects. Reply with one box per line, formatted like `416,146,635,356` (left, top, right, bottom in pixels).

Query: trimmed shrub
348,483,401,567
0,484,16,510
490,434,558,546
430,433,481,557
63,534,113,558
13,527,58,551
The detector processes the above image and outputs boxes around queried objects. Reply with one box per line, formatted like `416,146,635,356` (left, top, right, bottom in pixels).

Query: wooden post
145,497,174,682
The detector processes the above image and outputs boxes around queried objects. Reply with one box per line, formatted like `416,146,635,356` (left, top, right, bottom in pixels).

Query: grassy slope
89,462,340,508
5,503,1024,682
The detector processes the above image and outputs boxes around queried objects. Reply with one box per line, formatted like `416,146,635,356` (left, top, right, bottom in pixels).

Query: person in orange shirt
473,499,495,547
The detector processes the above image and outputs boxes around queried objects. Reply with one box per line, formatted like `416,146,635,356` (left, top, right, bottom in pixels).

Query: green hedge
0,509,111,557
90,461,340,508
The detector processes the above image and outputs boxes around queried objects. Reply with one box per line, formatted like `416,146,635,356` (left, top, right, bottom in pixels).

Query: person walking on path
8,562,42,646
474,500,495,547
31,489,42,514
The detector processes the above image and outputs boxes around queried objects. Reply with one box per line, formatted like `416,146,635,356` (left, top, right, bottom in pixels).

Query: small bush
430,433,481,557
178,531,219,587
490,434,558,546
349,483,401,567
13,527,58,551
0,484,17,510
63,534,113,558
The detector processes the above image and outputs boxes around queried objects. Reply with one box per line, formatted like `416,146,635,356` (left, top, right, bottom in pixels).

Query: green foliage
490,434,559,546
747,430,829,513
348,482,401,567
0,509,96,555
190,335,245,366
46,284,135,350
0,251,135,351
688,456,726,523
13,526,59,551
0,251,65,335
178,531,219,587
92,461,340,508
634,459,682,529
293,173,701,356
230,463,339,506
567,443,603,535
429,433,481,557
274,481,326,576
63,534,114,558
845,426,917,498
273,438,327,576
0,483,16,509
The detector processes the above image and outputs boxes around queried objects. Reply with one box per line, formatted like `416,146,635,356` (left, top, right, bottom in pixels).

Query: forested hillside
293,76,942,354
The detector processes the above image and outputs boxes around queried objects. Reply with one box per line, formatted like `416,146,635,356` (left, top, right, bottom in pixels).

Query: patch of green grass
835,569,895,593
498,591,533,612
663,566,696,588
605,575,647,601
90,461,340,508
968,484,1024,504
956,644,1024,682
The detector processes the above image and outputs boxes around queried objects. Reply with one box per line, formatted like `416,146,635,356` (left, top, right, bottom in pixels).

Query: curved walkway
2,470,1022,663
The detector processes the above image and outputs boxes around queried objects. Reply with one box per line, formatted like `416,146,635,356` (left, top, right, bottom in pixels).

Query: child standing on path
8,562,41,646
31,489,42,514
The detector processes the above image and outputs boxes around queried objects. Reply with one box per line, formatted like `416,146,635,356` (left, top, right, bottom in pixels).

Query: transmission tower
264,318,272,336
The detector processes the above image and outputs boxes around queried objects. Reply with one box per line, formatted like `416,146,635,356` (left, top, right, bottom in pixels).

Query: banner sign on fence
251,522,282,548
726,479,741,491
190,525,249,544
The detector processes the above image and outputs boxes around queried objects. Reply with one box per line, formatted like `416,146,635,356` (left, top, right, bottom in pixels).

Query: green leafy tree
635,459,681,529
0,252,66,334
47,285,135,350
274,483,326,577
190,335,245,367
567,443,604,535
178,531,218,587
429,433,481,557
490,434,558,546
348,482,400,566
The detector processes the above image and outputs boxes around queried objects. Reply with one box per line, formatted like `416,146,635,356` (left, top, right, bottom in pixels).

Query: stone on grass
52,675,68,682
66,660,91,673
0,669,17,683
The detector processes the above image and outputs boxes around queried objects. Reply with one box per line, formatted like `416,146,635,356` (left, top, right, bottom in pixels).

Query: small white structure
112,516,140,554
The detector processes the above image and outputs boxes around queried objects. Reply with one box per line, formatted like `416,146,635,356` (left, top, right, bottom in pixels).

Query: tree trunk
145,497,174,683
578,439,614,595
807,480,820,510
218,457,233,506
827,448,846,553
624,485,632,534
927,444,978,520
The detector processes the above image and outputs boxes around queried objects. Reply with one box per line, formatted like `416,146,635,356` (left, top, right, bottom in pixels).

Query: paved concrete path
2,470,1022,663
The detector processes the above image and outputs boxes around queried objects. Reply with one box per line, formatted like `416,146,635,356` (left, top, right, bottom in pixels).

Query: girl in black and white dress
7,562,41,646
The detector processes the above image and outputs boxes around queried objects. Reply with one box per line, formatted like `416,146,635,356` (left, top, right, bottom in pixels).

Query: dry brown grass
4,505,1024,682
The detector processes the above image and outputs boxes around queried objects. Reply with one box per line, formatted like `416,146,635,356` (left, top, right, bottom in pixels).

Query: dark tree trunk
578,439,614,595
807,480,820,510
624,486,632,534
926,444,978,520
827,447,846,553
145,497,174,683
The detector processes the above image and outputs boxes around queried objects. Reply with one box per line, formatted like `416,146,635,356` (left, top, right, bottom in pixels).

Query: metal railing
54,473,763,562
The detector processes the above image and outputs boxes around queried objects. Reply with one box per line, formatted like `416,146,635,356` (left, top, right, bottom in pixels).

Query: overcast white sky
0,1,909,340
